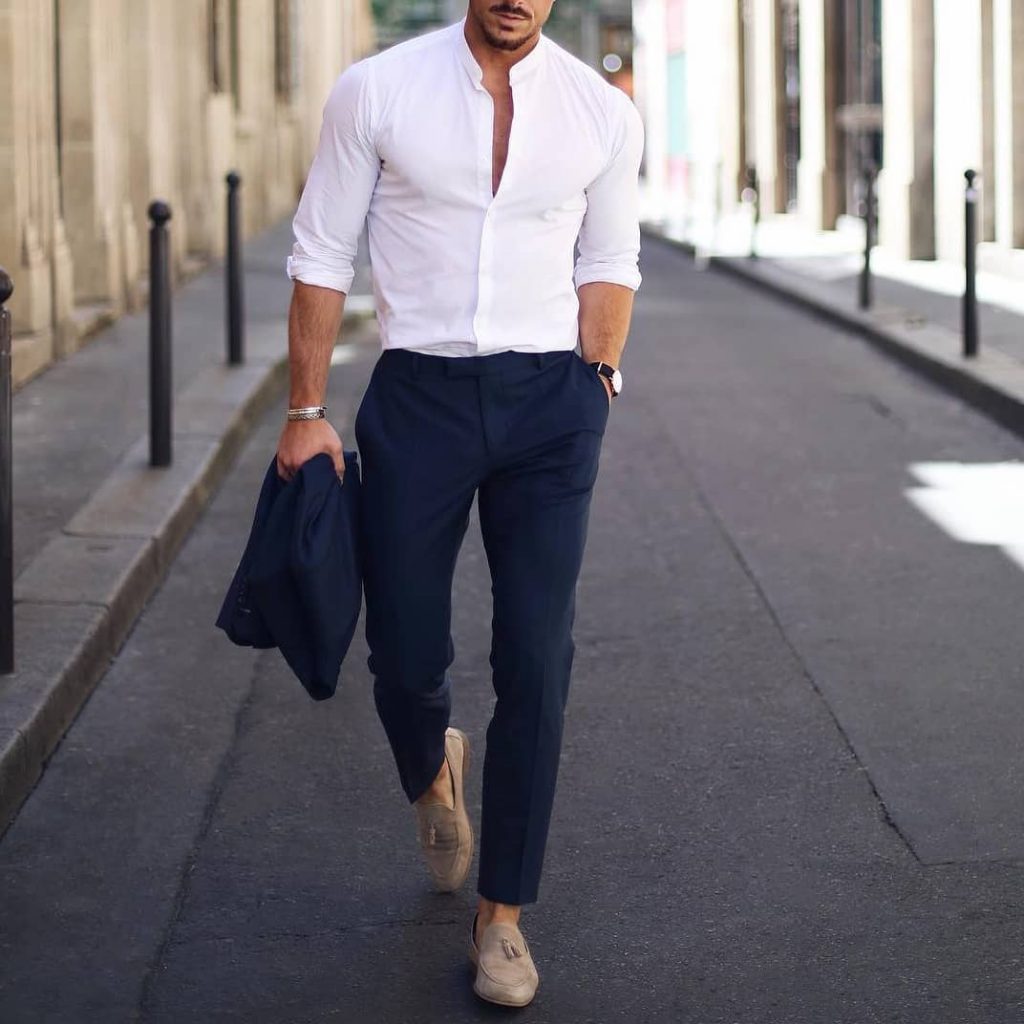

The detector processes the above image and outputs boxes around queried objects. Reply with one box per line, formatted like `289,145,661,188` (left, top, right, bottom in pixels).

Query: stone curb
0,311,375,837
644,228,1024,444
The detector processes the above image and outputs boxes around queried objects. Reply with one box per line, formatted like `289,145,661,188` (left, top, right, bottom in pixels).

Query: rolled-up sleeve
286,59,380,294
573,89,644,292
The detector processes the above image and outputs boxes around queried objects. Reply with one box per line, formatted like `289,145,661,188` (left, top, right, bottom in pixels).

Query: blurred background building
0,0,375,385
635,0,1024,278
10,0,1022,391
372,0,635,91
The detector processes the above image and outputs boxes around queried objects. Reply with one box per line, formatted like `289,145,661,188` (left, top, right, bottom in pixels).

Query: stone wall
0,0,375,387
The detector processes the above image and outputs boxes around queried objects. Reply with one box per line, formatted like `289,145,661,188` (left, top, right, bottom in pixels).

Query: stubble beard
479,17,540,53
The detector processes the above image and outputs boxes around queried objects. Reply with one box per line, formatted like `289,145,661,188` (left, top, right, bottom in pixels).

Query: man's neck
462,14,541,83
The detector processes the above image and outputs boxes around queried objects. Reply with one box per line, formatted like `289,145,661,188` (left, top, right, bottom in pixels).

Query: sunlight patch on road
905,461,1024,570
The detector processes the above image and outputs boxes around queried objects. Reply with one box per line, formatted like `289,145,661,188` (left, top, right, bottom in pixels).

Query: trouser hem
403,746,447,805
476,873,540,906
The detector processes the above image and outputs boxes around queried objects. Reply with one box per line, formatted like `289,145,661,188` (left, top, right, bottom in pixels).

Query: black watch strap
589,361,616,380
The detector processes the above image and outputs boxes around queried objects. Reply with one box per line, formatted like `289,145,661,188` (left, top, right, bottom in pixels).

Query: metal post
963,169,980,358
859,163,876,310
0,268,13,675
742,164,760,259
226,171,244,365
148,201,173,467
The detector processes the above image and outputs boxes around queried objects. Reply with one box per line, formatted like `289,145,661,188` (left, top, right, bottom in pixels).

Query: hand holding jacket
215,450,362,701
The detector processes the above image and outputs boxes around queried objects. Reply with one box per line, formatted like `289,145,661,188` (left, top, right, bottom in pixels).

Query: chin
482,21,537,52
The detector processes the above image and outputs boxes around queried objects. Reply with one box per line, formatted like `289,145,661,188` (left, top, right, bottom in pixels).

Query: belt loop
533,352,544,368
411,352,421,378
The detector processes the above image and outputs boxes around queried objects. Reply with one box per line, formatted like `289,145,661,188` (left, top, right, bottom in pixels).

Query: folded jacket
215,450,362,701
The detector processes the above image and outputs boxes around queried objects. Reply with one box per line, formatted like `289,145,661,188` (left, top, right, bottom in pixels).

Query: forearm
577,281,635,365
287,281,346,407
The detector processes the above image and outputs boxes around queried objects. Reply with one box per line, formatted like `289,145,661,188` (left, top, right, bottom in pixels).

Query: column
751,0,781,213
206,0,236,259
715,0,744,212
0,0,74,379
684,4,739,243
124,0,188,277
933,0,983,264
631,0,669,222
878,0,935,260
57,0,124,310
232,0,275,237
993,0,1024,249
107,0,141,309
175,0,214,259
797,0,843,230
1013,0,1024,248
981,0,996,240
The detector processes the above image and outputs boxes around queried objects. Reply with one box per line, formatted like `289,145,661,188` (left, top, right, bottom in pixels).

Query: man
278,0,642,1007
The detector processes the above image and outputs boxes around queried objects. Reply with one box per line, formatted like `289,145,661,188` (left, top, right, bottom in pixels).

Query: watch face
611,369,623,395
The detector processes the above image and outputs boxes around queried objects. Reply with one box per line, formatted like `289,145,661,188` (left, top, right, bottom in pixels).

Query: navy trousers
354,346,609,905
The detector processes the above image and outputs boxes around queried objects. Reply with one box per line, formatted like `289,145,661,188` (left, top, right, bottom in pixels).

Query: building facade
375,0,635,87
0,0,375,386
634,0,1024,276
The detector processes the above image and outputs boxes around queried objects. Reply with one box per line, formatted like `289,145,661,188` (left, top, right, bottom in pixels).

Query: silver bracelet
287,405,327,421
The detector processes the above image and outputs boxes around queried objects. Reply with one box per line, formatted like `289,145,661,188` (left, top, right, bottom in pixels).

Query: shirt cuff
573,263,642,291
285,251,354,294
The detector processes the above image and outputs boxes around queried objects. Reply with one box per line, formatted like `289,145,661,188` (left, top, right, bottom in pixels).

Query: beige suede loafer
469,916,540,1007
414,727,473,892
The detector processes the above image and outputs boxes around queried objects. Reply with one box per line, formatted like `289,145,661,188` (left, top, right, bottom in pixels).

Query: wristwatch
590,361,623,398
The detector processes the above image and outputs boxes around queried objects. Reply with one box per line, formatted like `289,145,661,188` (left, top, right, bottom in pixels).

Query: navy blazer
215,450,362,701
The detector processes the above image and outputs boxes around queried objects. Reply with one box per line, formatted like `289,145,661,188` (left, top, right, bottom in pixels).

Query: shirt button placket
474,87,495,352
477,210,495,352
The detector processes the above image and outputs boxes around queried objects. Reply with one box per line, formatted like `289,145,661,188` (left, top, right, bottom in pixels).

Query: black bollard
226,171,245,365
963,169,980,358
148,201,173,467
742,164,761,260
859,163,877,310
0,267,13,674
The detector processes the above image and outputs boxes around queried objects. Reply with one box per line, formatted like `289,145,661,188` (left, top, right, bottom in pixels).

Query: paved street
3,236,1024,1023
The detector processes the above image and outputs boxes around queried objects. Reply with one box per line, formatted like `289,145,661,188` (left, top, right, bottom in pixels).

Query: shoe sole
472,977,538,1008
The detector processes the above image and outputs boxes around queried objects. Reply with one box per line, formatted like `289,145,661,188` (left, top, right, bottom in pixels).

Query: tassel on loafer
469,914,540,1008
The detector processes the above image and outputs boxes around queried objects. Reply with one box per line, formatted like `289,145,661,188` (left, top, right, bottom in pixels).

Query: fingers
276,447,345,483
276,418,345,482
275,455,294,482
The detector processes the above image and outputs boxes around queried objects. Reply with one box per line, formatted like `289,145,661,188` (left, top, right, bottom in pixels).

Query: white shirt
286,18,644,356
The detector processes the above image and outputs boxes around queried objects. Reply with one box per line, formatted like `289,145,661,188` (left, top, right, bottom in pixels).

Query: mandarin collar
454,16,546,90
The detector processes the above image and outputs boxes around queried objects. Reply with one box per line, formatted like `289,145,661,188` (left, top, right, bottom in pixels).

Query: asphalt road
3,237,1024,1023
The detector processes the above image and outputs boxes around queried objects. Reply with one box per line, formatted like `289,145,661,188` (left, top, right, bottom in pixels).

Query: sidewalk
0,216,375,834
645,213,1024,441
